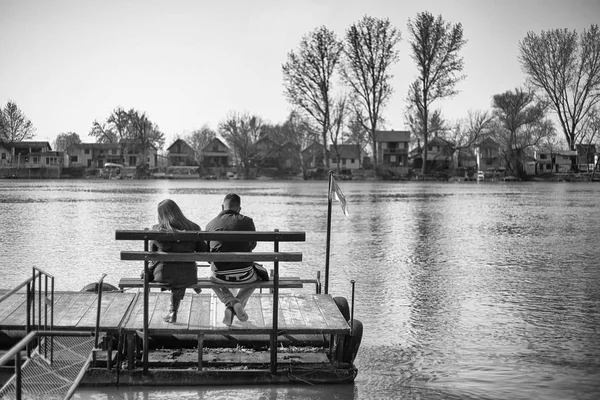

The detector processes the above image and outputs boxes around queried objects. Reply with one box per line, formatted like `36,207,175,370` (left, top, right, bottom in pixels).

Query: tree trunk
370,128,378,166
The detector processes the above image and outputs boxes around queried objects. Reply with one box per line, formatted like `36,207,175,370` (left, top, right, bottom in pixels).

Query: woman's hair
156,199,198,231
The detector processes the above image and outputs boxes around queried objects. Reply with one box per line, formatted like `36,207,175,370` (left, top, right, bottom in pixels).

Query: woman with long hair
147,199,207,323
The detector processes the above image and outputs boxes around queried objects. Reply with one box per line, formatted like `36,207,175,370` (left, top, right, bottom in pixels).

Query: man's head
222,193,241,212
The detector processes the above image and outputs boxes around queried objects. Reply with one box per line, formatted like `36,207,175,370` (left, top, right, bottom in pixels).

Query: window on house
342,159,347,165
85,149,90,154
33,157,39,164
540,154,547,159
428,146,433,151
351,158,355,163
1,153,5,160
72,156,78,162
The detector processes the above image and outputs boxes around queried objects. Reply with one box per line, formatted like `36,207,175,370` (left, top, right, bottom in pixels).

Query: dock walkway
0,290,349,343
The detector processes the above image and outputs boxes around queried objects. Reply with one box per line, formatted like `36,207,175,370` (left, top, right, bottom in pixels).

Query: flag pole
325,170,333,294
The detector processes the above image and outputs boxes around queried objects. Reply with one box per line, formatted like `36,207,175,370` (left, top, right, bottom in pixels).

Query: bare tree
54,132,82,159
340,15,401,166
89,120,117,143
519,24,600,150
329,96,349,171
407,11,467,175
0,101,36,143
127,109,165,171
444,111,493,168
282,26,343,169
492,88,553,178
406,107,447,149
107,107,131,141
345,115,368,168
186,124,216,171
219,112,263,178
268,110,319,179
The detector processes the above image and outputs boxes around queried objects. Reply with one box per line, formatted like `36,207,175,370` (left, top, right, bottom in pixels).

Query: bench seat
118,277,306,290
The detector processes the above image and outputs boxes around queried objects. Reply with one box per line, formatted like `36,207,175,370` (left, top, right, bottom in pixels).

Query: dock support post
270,230,279,375
197,334,204,370
143,239,149,374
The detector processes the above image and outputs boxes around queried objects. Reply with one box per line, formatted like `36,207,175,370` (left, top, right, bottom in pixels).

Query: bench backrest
115,230,305,263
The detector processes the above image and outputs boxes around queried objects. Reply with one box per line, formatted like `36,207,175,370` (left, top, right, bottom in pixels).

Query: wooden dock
0,290,350,338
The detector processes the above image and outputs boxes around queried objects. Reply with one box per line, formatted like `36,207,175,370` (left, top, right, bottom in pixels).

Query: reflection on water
2,180,600,400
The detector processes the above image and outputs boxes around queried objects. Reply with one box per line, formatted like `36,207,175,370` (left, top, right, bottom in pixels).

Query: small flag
329,175,349,217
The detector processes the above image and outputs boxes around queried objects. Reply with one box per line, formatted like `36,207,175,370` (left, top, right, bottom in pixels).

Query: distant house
201,138,229,167
0,143,11,166
410,136,453,171
254,137,279,168
477,138,503,171
167,139,197,167
69,139,157,169
302,142,326,170
576,144,596,171
329,144,362,173
278,142,301,174
0,141,65,178
120,139,158,168
536,149,577,173
374,130,410,169
70,143,121,168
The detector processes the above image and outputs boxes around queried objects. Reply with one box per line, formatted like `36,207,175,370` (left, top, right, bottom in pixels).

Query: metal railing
0,271,107,400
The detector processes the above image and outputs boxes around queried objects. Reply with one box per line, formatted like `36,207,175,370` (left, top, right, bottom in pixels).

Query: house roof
77,142,120,149
331,144,360,159
167,138,192,152
478,137,499,148
202,137,229,152
428,136,453,146
10,141,52,150
375,130,410,142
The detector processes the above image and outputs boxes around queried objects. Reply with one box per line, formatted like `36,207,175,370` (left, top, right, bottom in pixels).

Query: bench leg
197,333,204,371
106,335,113,371
127,333,135,371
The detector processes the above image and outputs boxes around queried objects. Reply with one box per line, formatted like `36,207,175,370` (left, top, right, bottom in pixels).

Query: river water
0,179,599,400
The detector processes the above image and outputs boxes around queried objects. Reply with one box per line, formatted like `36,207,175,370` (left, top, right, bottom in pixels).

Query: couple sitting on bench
148,193,266,326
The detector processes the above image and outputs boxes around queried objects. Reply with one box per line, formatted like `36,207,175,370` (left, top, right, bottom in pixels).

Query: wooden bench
115,229,322,373
115,230,321,293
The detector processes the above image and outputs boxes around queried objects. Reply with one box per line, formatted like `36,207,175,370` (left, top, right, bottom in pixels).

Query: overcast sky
1,0,599,147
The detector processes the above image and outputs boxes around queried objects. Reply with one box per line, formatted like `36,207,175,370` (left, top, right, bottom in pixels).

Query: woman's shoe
163,309,177,323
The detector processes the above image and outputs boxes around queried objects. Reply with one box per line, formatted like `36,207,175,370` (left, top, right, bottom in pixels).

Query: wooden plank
97,292,137,329
0,294,27,324
312,294,349,331
124,292,159,330
54,293,97,327
260,294,286,329
118,277,304,290
116,230,306,242
170,292,193,329
149,292,173,330
279,294,305,329
49,293,82,327
121,251,302,263
188,294,212,330
295,294,329,330
244,295,265,327
0,295,33,327
75,292,121,329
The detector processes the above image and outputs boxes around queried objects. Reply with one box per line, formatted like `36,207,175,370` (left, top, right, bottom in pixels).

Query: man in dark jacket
206,193,258,326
